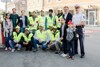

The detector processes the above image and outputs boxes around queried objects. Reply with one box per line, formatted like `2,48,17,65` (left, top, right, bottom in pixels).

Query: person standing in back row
61,6,73,57
18,10,28,32
72,5,85,58
10,8,19,28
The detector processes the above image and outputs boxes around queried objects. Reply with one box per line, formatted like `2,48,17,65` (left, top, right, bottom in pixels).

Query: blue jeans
9,40,22,49
34,39,47,50
67,41,75,57
5,33,11,48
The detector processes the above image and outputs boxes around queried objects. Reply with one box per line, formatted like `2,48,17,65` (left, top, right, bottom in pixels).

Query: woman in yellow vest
33,25,47,52
22,28,33,51
9,26,23,52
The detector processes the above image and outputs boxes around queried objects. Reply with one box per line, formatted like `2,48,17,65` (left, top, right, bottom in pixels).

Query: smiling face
68,24,73,28
61,18,65,24
41,11,45,16
12,8,16,14
32,11,36,17
6,13,10,19
25,30,29,35
39,26,43,31
63,6,69,14
16,28,20,33
21,10,25,15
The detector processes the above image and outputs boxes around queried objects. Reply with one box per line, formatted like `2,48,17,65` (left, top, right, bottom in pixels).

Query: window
48,0,51,3
57,0,62,2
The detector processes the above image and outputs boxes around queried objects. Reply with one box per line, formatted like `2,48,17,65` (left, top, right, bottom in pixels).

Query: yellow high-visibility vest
22,33,33,42
36,30,46,41
13,32,23,42
28,16,38,30
55,16,62,28
46,15,55,28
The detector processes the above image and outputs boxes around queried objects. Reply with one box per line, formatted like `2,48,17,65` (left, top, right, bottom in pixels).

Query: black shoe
80,55,85,58
42,48,47,51
75,52,78,55
25,49,28,51
55,51,60,54
29,49,32,51
33,49,38,52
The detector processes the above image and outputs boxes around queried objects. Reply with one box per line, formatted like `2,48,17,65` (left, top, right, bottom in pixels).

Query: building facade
43,0,100,26
6,0,100,26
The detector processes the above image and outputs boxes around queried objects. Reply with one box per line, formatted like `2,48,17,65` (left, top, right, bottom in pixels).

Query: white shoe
17,48,20,51
11,49,15,52
61,53,67,57
5,48,8,51
8,47,12,50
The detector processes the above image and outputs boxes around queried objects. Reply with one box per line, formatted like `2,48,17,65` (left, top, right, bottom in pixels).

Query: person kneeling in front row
9,26,23,52
22,28,34,51
33,25,48,52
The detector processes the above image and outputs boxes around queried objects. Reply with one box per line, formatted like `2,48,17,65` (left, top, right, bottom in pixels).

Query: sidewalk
84,26,100,36
84,26,100,31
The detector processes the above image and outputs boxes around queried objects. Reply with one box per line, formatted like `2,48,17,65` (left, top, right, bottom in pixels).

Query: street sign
1,0,11,3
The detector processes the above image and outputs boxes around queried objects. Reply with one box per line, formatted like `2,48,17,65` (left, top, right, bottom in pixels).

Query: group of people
2,5,85,60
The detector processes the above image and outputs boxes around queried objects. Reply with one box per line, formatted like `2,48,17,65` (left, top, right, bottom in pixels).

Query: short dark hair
12,8,16,10
49,9,53,13
6,13,10,17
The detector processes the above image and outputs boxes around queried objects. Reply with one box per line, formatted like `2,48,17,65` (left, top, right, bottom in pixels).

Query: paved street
0,27,100,67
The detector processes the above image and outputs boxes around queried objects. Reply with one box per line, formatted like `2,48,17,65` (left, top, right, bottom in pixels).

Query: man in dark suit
18,10,28,32
61,6,73,57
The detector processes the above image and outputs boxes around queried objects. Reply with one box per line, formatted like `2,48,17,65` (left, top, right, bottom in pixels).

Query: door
88,11,97,26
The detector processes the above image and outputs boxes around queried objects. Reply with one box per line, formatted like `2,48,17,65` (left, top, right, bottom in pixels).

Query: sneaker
61,53,67,57
55,51,60,54
11,49,15,52
33,49,38,52
80,55,85,58
70,57,74,60
5,48,8,51
8,47,12,50
67,56,74,60
17,48,21,51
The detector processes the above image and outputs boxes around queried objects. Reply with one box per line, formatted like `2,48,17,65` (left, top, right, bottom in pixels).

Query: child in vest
22,28,33,51
9,26,23,52
66,21,76,60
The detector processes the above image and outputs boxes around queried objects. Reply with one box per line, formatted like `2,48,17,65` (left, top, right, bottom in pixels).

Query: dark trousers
75,27,85,55
23,42,33,51
63,40,68,54
74,38,78,54
67,41,74,57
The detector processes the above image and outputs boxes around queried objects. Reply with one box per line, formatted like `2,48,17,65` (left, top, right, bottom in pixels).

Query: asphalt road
0,29,100,67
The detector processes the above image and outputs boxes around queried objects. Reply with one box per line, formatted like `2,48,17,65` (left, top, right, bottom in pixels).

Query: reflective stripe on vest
51,31,60,41
46,16,55,28
28,16,38,30
13,32,23,42
23,33,33,42
55,16,62,28
36,30,46,41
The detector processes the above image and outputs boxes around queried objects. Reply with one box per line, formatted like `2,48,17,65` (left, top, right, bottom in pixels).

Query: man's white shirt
72,13,86,26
